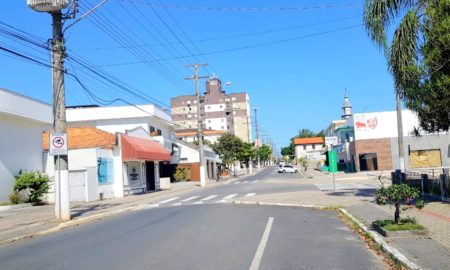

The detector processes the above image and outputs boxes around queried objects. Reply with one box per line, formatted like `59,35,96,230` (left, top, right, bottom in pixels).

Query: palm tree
363,0,426,171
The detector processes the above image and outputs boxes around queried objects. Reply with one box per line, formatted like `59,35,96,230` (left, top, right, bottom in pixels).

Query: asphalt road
0,167,386,270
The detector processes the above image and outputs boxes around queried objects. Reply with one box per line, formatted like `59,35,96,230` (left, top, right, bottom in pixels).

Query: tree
375,183,424,223
403,0,450,132
363,0,450,132
298,128,316,138
212,133,243,167
258,144,272,163
239,142,257,164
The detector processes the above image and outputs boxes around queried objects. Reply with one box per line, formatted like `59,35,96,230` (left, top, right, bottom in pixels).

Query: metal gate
69,170,86,202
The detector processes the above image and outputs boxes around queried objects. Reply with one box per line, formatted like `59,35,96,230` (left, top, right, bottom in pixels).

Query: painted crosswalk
152,193,257,208
224,180,260,185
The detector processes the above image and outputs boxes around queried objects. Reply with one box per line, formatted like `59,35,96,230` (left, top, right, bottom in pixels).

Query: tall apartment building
171,77,252,143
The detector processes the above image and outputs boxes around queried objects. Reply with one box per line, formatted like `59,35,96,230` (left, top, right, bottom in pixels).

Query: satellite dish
27,0,69,12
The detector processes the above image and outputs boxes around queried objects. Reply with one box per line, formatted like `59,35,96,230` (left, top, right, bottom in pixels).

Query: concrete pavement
236,168,450,270
0,175,247,245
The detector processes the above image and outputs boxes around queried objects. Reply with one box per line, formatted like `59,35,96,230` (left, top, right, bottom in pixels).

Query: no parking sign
49,133,68,155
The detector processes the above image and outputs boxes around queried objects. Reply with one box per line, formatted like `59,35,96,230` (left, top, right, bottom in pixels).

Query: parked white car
277,165,298,173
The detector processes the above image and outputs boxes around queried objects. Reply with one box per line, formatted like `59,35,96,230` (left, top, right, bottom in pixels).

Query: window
207,106,211,110
149,126,155,133
220,105,223,109
157,129,162,136
221,126,224,129
208,120,211,123
312,144,316,150
303,145,306,150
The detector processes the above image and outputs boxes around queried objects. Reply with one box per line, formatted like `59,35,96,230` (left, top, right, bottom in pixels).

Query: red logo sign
367,117,378,129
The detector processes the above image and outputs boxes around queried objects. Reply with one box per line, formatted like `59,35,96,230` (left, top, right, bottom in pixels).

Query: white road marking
222,194,238,200
234,181,241,184
192,201,203,205
159,197,179,204
136,203,159,209
172,203,182,206
201,195,218,201
254,180,259,183
216,200,227,203
245,193,256,197
180,196,200,202
242,181,249,183
249,217,274,270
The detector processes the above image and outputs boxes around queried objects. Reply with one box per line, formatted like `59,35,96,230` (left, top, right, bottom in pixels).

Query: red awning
121,134,170,161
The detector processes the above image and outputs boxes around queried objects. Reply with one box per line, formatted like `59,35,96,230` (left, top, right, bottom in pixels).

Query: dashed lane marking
158,197,179,204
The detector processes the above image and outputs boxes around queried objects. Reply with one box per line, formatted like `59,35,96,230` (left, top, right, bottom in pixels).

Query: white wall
205,117,226,131
353,110,419,140
205,104,225,113
0,115,50,202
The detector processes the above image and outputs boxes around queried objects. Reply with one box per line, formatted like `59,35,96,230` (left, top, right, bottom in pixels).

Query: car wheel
294,170,298,173
282,170,286,173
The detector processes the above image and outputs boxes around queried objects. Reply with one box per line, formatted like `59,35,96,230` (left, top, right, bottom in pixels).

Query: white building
294,137,325,161
0,89,52,202
176,140,221,180
43,126,171,202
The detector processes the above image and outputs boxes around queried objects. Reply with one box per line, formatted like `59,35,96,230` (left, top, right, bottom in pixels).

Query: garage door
69,171,86,202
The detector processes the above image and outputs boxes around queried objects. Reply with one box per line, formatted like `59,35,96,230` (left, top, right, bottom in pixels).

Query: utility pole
51,10,70,221
27,0,71,221
28,0,107,221
186,64,209,187
254,108,260,168
396,93,405,172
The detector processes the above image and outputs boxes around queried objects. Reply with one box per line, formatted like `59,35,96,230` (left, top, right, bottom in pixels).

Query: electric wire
96,24,364,67
118,1,364,12
78,0,192,91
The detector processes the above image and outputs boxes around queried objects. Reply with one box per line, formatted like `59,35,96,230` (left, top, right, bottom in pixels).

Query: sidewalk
237,169,450,270
0,171,253,246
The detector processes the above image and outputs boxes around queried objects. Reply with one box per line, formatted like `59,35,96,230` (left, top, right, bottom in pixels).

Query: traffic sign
49,133,68,155
325,136,338,147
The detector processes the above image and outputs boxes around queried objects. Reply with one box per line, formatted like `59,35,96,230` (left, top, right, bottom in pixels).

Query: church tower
341,92,352,119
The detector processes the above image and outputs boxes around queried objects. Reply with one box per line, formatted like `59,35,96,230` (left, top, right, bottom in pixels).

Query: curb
232,200,421,270
339,208,421,270
0,205,139,246
0,203,33,212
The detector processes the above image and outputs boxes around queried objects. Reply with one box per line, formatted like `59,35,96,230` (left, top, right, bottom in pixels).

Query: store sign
97,157,114,185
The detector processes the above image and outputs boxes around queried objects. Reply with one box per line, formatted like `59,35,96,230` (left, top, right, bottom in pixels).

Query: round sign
52,136,65,148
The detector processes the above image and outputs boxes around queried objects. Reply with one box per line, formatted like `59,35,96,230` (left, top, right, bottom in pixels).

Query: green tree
258,144,272,162
298,128,316,138
239,142,257,164
403,1,450,132
363,0,450,132
376,183,424,223
212,133,243,167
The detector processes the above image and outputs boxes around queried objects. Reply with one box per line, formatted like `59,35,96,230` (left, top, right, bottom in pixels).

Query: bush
173,167,191,182
9,191,22,204
375,183,424,224
14,171,50,203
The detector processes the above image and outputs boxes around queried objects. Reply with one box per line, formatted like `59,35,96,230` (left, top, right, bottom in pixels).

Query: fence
392,168,450,201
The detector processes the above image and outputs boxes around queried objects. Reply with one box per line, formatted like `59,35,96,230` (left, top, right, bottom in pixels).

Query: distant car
277,165,298,173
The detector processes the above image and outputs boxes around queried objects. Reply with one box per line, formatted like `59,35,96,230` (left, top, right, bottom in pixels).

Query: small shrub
9,191,22,204
173,167,191,182
375,183,424,224
14,171,50,203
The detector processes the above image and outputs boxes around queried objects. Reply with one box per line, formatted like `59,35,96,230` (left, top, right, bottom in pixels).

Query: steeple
341,90,352,119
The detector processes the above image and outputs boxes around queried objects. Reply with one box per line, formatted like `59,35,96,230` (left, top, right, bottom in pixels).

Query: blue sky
0,1,397,153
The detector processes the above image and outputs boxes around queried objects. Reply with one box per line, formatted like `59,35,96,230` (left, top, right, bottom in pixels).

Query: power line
75,15,360,51
119,1,364,12
96,24,363,67
77,0,191,91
